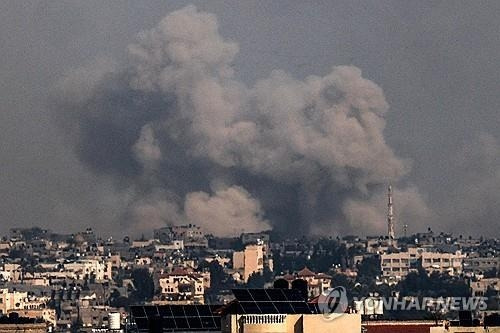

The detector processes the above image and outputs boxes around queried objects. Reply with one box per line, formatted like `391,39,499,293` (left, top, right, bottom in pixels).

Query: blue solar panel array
130,305,221,332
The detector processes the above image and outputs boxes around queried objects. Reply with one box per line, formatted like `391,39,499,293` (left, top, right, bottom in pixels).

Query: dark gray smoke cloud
53,5,429,236
3,1,500,238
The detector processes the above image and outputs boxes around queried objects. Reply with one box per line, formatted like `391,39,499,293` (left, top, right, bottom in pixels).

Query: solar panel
170,306,185,317
229,288,316,315
308,303,320,314
274,302,295,314
249,289,270,302
129,305,221,332
283,289,305,302
174,317,189,329
131,307,146,318
134,318,148,329
233,289,253,301
197,305,213,316
158,306,172,317
145,306,160,317
265,288,287,301
257,302,279,314
200,316,217,328
240,302,261,314
291,302,311,314
183,305,198,316
162,317,176,329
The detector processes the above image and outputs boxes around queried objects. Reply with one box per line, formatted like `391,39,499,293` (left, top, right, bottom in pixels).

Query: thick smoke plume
53,5,429,237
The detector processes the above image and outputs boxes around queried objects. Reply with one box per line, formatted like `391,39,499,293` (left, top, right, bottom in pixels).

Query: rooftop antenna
387,185,395,246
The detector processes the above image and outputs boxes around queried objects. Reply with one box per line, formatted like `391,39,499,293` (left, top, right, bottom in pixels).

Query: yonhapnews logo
318,286,348,320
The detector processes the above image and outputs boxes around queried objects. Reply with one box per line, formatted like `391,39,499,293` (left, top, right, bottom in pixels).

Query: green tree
247,272,266,288
130,269,155,303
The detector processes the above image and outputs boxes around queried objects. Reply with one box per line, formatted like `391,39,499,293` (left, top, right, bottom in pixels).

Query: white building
380,248,464,281
157,267,209,304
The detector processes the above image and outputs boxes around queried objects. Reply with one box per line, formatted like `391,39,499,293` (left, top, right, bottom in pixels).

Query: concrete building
222,313,361,333
233,244,265,283
421,251,465,275
277,267,332,299
380,252,414,280
0,289,28,314
63,259,110,281
470,278,499,297
380,249,464,281
157,267,209,304
464,256,500,276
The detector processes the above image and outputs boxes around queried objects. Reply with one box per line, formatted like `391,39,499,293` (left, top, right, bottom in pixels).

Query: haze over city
1,1,500,238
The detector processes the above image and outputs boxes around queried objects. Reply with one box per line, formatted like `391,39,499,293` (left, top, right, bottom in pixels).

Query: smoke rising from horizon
53,5,429,237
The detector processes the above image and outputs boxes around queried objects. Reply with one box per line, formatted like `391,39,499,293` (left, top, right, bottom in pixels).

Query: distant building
470,278,499,297
157,267,209,304
276,267,332,299
380,249,464,281
464,256,500,276
233,244,265,283
241,233,270,247
421,251,465,275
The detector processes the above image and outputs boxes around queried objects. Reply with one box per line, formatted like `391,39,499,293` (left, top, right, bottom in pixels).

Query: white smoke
185,185,271,236
133,124,162,167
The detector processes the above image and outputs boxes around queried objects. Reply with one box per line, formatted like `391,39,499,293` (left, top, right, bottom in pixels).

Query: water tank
109,312,121,330
273,278,288,289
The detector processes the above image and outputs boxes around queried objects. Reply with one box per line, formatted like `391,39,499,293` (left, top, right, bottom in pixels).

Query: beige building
13,309,56,326
157,267,209,304
63,258,111,281
380,252,413,280
0,289,53,325
278,267,332,298
470,278,499,297
421,251,465,275
0,289,28,314
464,256,500,276
380,249,464,281
0,323,47,333
2,264,21,283
233,244,265,282
221,313,361,333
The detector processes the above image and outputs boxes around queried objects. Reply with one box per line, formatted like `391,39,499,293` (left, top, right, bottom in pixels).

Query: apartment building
157,267,209,304
380,249,464,280
421,251,465,275
233,244,265,282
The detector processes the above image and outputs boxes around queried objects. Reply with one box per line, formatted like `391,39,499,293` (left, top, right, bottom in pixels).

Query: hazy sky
1,1,499,237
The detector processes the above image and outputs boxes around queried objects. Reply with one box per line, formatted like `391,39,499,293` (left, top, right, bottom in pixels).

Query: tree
247,272,266,288
356,256,380,285
130,269,155,303
398,270,470,297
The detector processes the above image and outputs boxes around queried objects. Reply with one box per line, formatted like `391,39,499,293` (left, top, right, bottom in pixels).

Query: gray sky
1,1,499,237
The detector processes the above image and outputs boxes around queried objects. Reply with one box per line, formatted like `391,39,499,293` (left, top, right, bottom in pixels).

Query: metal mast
387,185,395,246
